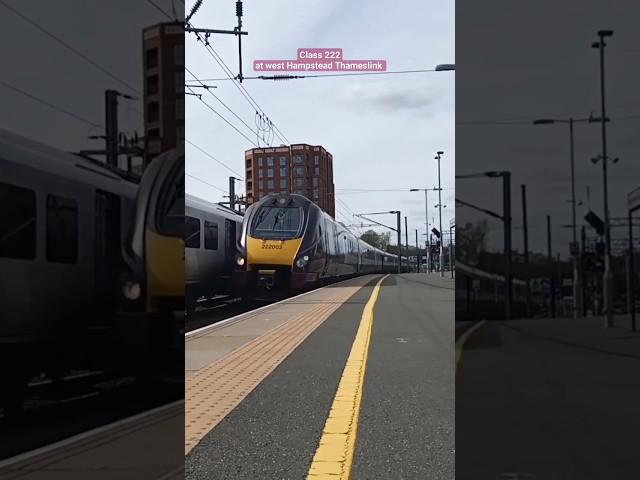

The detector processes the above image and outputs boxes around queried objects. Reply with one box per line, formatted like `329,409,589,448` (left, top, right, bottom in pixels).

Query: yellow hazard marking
455,320,486,374
307,274,389,479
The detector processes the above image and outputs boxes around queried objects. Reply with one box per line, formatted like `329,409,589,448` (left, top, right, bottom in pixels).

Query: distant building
142,22,184,167
244,144,335,217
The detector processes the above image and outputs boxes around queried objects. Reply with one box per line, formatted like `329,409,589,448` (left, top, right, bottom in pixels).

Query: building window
0,182,36,259
314,155,319,165
146,47,158,69
280,178,287,189
295,166,305,176
259,180,264,189
148,101,160,122
267,157,274,166
258,158,263,167
204,221,218,250
175,71,184,93
280,167,287,177
315,166,320,176
246,159,252,169
294,178,305,187
279,156,287,166
295,190,305,195
259,169,264,178
46,195,78,263
293,155,306,165
174,45,184,67
312,177,319,187
267,168,274,178
314,189,319,198
147,75,159,95
185,216,200,248
268,179,274,190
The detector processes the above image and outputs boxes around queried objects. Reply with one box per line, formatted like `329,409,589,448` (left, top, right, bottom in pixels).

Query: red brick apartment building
244,144,335,218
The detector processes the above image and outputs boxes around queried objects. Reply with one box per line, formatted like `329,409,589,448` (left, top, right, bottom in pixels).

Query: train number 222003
262,243,283,250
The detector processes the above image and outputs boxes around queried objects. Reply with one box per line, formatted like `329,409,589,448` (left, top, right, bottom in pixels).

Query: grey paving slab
353,273,455,480
456,316,640,480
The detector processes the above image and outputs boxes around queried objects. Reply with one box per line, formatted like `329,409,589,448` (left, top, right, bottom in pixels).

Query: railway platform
0,400,184,480
456,315,640,479
185,273,454,479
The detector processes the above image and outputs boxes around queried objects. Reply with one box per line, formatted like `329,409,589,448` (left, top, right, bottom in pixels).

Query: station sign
569,241,579,256
628,186,640,212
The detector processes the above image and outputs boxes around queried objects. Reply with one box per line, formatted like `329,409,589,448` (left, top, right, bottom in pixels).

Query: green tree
359,230,391,250
456,220,488,265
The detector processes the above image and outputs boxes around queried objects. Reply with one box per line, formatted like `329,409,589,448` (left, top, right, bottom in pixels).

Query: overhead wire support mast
184,0,248,82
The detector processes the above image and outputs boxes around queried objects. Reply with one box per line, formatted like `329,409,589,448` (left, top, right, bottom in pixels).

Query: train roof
186,193,244,222
457,262,526,286
0,127,138,198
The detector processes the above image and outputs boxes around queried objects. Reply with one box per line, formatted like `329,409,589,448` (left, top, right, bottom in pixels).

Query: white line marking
0,400,183,468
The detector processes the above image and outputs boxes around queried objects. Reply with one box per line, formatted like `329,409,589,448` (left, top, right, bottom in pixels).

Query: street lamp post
593,29,614,327
436,151,445,277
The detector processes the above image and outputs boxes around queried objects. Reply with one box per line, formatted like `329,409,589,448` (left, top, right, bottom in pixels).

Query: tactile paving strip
184,279,373,455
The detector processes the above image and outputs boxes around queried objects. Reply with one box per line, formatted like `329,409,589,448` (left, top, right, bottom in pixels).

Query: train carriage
233,193,400,295
185,194,243,313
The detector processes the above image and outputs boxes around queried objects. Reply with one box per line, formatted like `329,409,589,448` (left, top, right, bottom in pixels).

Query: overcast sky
186,0,455,247
0,1,178,162
457,0,640,259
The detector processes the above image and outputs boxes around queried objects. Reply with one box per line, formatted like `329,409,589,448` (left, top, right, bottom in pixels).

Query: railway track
0,368,181,461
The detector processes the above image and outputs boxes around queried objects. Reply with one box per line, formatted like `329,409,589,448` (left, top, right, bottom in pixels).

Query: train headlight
122,281,141,301
296,255,310,268
236,256,246,267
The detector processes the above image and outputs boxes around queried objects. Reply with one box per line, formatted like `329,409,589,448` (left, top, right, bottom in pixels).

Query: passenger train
233,193,404,295
0,128,183,412
118,148,184,367
456,262,544,320
185,194,243,314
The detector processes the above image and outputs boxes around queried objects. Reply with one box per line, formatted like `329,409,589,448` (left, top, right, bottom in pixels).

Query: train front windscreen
250,205,303,240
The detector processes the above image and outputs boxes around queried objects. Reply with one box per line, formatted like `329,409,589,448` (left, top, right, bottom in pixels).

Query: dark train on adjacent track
0,128,184,413
185,194,243,313
233,193,408,295
456,262,545,320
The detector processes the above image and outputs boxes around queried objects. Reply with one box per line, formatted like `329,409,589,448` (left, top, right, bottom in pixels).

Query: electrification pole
397,211,402,274
522,184,531,317
593,29,614,327
436,151,445,277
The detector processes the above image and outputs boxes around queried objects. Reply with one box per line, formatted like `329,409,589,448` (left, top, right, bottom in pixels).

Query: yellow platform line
455,320,486,374
307,274,389,479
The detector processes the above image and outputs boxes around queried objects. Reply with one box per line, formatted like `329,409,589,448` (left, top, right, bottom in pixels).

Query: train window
157,160,184,237
0,182,36,259
251,206,303,239
204,221,218,250
46,195,78,264
185,216,200,248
